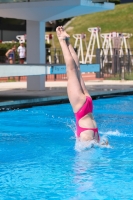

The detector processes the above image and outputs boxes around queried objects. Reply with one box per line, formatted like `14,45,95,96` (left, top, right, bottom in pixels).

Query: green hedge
109,0,120,4
0,42,19,57
0,42,51,63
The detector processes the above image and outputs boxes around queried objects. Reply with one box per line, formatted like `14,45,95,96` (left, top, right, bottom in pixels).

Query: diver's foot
56,26,66,40
60,26,70,40
56,26,70,41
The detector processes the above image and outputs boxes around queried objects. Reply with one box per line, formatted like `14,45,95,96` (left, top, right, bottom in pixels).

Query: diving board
0,64,100,77
50,64,100,74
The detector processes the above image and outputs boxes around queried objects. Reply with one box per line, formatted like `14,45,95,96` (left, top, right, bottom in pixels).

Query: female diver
56,26,101,143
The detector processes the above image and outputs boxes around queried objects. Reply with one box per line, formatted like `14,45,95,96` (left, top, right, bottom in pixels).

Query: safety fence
47,48,133,80
96,48,133,80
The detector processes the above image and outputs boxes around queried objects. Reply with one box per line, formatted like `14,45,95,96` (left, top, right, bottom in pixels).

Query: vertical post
80,36,84,64
121,66,125,81
96,48,101,78
54,48,57,81
112,48,115,75
26,20,45,90
127,48,131,73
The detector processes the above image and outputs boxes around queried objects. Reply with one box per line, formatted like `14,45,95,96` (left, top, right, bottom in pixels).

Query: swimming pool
0,95,133,199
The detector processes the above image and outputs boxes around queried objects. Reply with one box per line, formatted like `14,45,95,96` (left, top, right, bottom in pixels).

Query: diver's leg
56,26,86,112
67,41,90,96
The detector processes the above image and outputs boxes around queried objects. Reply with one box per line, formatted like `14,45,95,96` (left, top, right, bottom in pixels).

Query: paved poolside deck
0,80,133,110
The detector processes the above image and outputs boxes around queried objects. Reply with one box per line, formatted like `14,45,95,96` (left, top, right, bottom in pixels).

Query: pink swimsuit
75,96,99,140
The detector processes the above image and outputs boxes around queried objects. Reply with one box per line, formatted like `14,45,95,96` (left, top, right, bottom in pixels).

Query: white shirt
17,46,26,58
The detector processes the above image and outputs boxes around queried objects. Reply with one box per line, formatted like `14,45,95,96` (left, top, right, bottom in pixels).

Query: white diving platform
0,64,100,77
0,0,114,90
0,1,114,21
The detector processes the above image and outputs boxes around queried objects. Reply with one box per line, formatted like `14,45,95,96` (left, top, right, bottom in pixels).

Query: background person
17,42,26,64
5,45,16,80
5,45,16,64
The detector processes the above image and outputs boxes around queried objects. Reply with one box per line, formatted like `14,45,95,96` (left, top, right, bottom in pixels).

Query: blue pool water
0,95,133,200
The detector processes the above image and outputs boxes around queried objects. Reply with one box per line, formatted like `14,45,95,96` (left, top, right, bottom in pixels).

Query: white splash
75,136,112,152
75,139,98,152
66,119,76,135
100,130,120,136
